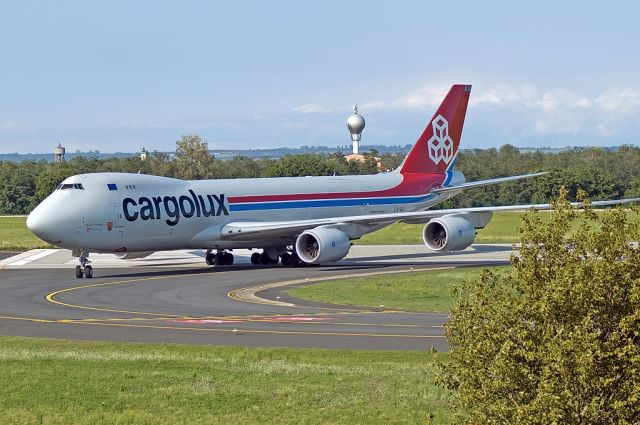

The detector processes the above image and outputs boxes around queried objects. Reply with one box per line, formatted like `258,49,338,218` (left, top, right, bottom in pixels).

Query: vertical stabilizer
399,84,471,174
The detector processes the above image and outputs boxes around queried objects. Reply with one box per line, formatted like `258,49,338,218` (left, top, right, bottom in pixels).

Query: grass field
0,336,454,424
289,267,502,313
356,211,532,245
0,216,51,251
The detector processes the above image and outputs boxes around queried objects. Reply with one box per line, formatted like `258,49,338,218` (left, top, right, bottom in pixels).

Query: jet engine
113,251,155,260
423,215,476,251
295,227,351,264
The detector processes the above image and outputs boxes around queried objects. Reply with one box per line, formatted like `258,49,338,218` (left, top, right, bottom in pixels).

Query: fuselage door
111,204,124,236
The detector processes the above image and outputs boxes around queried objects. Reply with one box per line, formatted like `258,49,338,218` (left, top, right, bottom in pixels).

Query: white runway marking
7,249,59,266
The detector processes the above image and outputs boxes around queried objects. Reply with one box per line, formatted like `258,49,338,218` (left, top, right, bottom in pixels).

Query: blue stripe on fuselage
229,193,435,212
443,157,456,186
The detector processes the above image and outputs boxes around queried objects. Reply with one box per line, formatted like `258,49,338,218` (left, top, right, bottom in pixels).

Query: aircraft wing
431,172,548,194
220,197,640,240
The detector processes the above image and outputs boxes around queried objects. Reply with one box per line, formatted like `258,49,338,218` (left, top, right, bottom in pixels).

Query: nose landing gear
74,250,93,278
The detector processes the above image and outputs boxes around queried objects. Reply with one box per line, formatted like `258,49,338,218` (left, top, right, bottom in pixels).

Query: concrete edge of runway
229,265,459,307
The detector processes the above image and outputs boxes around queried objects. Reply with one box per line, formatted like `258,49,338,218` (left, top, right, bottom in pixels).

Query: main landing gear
205,250,234,266
250,248,304,267
74,250,93,279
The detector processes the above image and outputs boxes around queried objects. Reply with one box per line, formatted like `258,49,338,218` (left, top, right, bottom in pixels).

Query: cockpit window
57,183,84,190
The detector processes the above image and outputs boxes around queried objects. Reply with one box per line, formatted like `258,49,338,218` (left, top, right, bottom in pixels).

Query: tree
264,154,332,177
174,134,213,180
34,164,74,204
0,162,40,214
440,189,640,424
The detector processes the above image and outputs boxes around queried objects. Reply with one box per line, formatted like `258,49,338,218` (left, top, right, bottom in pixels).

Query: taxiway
0,245,512,350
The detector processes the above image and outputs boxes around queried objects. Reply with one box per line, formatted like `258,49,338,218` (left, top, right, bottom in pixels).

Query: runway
0,245,512,351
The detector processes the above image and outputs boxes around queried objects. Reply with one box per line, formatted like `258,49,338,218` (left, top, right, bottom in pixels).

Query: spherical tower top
346,105,365,137
345,105,365,155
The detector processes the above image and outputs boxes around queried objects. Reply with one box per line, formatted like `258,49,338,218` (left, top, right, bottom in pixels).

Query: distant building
344,152,385,171
53,143,65,162
140,147,148,161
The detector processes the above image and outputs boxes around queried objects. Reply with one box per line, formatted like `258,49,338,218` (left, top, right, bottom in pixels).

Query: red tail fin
399,84,471,174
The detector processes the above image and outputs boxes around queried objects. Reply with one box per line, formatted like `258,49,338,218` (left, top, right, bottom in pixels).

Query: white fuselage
27,171,464,253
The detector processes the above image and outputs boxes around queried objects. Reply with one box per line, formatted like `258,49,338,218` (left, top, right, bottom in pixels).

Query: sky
1,0,639,153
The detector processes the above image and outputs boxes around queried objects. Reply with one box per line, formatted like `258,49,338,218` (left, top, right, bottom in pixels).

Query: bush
440,189,640,424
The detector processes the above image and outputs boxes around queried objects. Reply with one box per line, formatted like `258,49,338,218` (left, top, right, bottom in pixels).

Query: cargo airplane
26,85,636,278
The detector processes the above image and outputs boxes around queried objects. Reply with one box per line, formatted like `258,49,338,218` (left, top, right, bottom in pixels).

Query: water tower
345,105,365,155
53,142,65,163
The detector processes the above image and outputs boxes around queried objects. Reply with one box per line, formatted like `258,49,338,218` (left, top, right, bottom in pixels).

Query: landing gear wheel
205,253,215,266
213,251,234,266
281,251,303,267
259,252,272,265
251,252,260,265
74,250,91,278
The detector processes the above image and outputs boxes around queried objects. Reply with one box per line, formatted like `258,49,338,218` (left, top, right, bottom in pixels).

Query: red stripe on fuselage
226,173,445,204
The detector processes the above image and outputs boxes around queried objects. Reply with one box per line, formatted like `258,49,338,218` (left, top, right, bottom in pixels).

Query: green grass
290,267,502,312
0,216,51,250
0,336,454,424
356,211,530,245
356,209,639,245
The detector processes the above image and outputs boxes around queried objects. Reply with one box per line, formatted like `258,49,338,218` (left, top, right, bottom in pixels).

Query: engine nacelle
113,251,155,260
423,215,476,251
295,227,351,265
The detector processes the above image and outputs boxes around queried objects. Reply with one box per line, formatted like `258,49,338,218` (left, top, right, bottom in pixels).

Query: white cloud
292,103,327,114
360,100,385,109
594,88,640,117
397,86,449,108
574,97,592,108
398,84,640,138
287,82,640,144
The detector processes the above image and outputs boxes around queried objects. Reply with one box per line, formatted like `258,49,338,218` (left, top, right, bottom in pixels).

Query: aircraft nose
27,206,45,235
27,204,59,244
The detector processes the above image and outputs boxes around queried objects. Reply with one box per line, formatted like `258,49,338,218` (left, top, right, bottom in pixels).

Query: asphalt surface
0,252,19,261
0,246,512,351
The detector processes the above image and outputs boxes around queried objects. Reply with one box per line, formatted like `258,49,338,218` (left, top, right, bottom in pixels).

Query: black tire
259,252,271,265
250,252,260,265
289,253,303,267
205,253,215,266
84,265,93,278
281,253,292,266
75,265,83,279
225,253,234,265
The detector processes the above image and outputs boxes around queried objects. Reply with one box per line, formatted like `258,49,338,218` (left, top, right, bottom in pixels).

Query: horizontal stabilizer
432,172,549,194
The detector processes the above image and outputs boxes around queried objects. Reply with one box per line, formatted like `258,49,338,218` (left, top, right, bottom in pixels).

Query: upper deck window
57,183,84,190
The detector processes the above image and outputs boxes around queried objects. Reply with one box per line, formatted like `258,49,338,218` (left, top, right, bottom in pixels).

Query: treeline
1,136,639,214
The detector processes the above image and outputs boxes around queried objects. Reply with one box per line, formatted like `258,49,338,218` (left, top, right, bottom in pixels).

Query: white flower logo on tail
427,114,454,165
